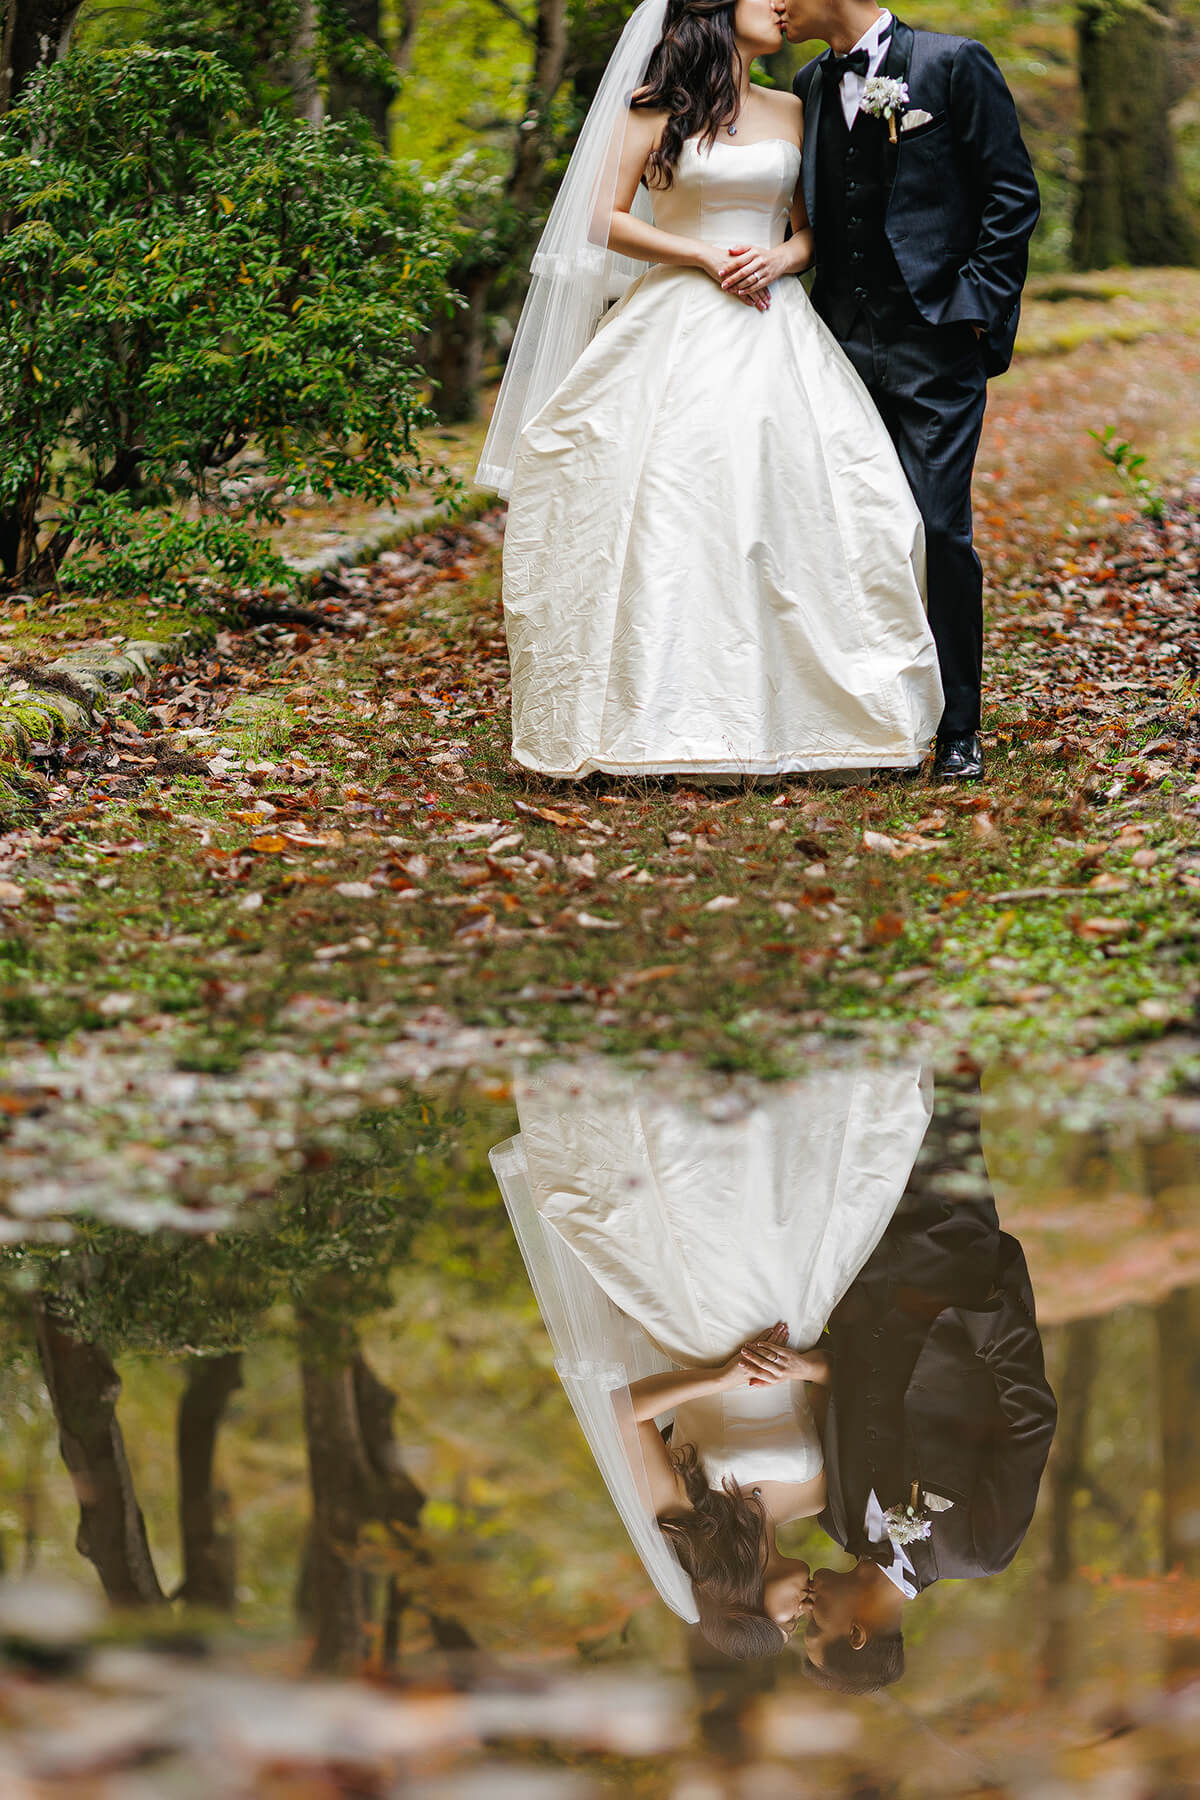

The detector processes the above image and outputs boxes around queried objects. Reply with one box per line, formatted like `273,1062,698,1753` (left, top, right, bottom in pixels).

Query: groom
800,1080,1057,1692
784,0,1040,782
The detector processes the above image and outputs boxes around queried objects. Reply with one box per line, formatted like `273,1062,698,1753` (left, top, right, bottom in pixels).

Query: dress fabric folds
501,136,944,778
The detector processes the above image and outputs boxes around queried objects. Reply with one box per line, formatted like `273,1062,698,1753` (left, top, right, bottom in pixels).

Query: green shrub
0,46,455,596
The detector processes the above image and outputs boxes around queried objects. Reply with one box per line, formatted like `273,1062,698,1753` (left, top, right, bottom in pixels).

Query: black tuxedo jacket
794,20,1040,376
817,1109,1057,1590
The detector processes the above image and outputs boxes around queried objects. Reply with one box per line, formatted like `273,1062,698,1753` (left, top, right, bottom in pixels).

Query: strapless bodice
650,136,802,250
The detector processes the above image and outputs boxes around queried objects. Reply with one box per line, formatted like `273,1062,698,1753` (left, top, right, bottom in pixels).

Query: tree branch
484,0,535,39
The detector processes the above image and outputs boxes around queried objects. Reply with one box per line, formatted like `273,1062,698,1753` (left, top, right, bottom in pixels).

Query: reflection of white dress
512,1062,933,1490
501,136,943,779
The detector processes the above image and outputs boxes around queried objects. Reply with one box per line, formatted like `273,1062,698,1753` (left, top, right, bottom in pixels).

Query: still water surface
0,1050,1198,1795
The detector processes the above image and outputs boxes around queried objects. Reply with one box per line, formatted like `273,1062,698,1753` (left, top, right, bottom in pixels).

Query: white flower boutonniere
859,75,910,144
883,1501,932,1546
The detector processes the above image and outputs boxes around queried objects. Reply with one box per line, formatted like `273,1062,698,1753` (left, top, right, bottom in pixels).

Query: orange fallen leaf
247,834,290,854
621,965,685,987
867,910,906,944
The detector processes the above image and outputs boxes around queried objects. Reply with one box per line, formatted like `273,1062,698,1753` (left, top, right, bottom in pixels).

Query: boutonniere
883,1500,932,1545
859,75,910,144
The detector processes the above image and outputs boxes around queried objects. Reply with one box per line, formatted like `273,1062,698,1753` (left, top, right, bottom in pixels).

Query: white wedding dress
491,1061,933,1619
501,136,944,779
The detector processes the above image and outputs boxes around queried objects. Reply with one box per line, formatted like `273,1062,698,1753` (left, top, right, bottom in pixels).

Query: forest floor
0,270,1198,1142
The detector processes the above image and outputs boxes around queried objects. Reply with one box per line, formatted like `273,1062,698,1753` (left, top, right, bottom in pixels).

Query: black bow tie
823,47,871,84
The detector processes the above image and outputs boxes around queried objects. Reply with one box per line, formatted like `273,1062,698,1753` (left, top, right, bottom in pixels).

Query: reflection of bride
491,1061,933,1657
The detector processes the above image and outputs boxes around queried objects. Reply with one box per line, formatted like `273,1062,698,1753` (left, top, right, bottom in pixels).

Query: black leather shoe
933,731,984,782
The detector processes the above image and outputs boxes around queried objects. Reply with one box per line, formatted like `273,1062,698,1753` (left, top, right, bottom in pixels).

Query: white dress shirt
864,1487,919,1599
839,9,894,130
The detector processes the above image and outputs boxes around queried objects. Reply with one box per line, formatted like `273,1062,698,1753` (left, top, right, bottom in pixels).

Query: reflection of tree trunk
176,1353,242,1610
1042,1317,1100,1691
297,1308,432,1671
1156,1286,1200,1676
33,1302,165,1607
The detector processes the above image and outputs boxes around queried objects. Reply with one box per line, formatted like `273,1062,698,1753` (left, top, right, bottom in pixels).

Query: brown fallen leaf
1075,915,1133,940
0,881,24,905
247,834,290,855
862,829,899,855
515,799,583,829
576,910,623,930
704,895,740,912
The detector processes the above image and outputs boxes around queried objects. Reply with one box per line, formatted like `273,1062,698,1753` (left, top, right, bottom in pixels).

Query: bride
491,1060,934,1655
478,0,943,781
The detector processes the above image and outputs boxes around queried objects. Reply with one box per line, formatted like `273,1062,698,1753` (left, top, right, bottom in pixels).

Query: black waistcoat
815,90,921,337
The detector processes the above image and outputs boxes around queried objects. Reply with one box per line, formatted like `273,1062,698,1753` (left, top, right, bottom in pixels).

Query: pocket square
900,108,934,131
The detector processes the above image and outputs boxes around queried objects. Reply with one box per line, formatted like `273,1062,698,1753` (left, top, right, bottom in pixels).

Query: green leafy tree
0,45,453,593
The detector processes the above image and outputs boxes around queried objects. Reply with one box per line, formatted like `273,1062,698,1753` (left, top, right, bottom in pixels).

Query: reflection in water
0,1058,1196,1790
495,1062,1056,1690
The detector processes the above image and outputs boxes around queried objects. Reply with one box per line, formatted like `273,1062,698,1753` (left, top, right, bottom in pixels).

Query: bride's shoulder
755,84,805,144
625,97,670,150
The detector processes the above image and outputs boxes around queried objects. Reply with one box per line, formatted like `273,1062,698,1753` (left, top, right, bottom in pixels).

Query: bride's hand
698,244,770,312
720,243,790,302
718,1321,790,1387
739,1338,831,1386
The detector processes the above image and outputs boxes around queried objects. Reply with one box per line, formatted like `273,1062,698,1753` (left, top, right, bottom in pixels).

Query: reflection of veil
491,1062,935,1626
491,1131,698,1621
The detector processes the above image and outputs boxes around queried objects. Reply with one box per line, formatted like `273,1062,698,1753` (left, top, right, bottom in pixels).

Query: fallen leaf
334,881,376,899
1075,915,1133,940
704,895,740,912
862,830,899,855
247,834,290,855
0,881,24,905
867,910,906,944
576,911,623,930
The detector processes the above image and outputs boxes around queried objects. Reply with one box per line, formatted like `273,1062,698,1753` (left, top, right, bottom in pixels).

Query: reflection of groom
784,0,1040,783
801,1081,1057,1693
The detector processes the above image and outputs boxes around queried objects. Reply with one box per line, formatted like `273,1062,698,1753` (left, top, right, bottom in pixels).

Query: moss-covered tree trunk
0,0,80,114
1073,0,1199,268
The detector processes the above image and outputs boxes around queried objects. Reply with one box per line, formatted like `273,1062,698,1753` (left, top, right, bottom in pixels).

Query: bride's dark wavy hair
632,0,741,189
660,1443,787,1659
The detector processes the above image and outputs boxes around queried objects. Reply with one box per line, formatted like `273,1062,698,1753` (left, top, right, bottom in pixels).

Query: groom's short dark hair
800,1631,905,1694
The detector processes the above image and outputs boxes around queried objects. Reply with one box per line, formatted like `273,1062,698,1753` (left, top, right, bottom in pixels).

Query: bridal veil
476,0,667,496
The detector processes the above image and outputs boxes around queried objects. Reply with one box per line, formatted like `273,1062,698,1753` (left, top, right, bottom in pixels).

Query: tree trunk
428,269,493,424
325,0,395,139
506,0,570,213
0,0,81,114
288,0,325,128
1073,0,1199,268
1156,1284,1200,1675
33,1302,165,1608
176,1353,242,1611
